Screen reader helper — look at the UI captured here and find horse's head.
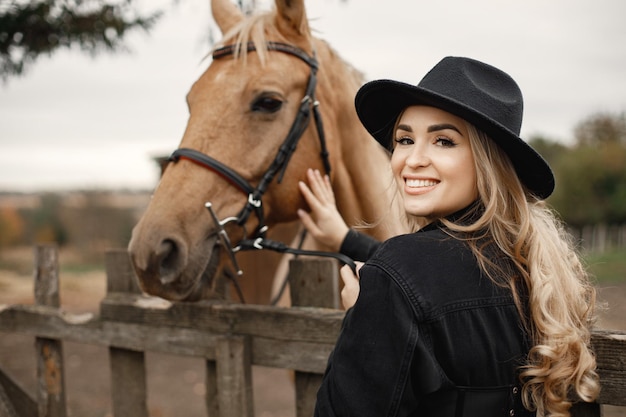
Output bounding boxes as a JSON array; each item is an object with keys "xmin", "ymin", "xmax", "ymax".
[{"xmin": 128, "ymin": 0, "xmax": 340, "ymax": 301}]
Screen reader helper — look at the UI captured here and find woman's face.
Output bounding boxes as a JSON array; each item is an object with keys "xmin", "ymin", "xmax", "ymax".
[{"xmin": 391, "ymin": 105, "xmax": 478, "ymax": 221}]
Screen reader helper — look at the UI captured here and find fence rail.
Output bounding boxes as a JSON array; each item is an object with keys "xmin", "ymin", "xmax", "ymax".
[{"xmin": 0, "ymin": 245, "xmax": 624, "ymax": 416}]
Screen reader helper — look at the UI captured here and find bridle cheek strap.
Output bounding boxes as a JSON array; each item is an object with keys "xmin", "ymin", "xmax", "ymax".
[{"xmin": 168, "ymin": 148, "xmax": 266, "ymax": 236}]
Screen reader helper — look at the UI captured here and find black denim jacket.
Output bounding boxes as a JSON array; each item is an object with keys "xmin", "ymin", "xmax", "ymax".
[{"xmin": 315, "ymin": 221, "xmax": 535, "ymax": 417}]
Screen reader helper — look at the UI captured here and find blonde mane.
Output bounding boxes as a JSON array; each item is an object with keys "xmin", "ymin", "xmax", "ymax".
[
  {"xmin": 212, "ymin": 7, "xmax": 366, "ymax": 87},
  {"xmin": 216, "ymin": 11, "xmax": 273, "ymax": 65}
]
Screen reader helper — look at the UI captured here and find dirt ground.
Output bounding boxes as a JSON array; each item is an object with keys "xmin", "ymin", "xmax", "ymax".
[{"xmin": 0, "ymin": 249, "xmax": 624, "ymax": 416}]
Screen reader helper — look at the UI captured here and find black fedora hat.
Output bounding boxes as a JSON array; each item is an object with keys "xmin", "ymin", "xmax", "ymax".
[{"xmin": 355, "ymin": 56, "xmax": 555, "ymax": 200}]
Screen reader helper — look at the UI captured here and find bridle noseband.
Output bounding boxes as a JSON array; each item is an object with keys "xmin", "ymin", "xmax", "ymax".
[{"xmin": 168, "ymin": 41, "xmax": 354, "ymax": 281}]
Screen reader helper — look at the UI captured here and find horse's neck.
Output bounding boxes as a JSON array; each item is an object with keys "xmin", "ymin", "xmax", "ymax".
[
  {"xmin": 333, "ymin": 135, "xmax": 405, "ymax": 241},
  {"xmin": 313, "ymin": 40, "xmax": 405, "ymax": 241}
]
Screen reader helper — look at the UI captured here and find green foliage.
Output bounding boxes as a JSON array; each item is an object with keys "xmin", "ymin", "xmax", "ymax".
[
  {"xmin": 0, "ymin": 206, "xmax": 24, "ymax": 247},
  {"xmin": 0, "ymin": 0, "xmax": 162, "ymax": 81},
  {"xmin": 584, "ymin": 248, "xmax": 626, "ymax": 284},
  {"xmin": 26, "ymin": 193, "xmax": 68, "ymax": 244},
  {"xmin": 545, "ymin": 112, "xmax": 626, "ymax": 227},
  {"xmin": 528, "ymin": 134, "xmax": 568, "ymax": 169},
  {"xmin": 574, "ymin": 112, "xmax": 626, "ymax": 147},
  {"xmin": 3, "ymin": 190, "xmax": 143, "ymax": 260}
]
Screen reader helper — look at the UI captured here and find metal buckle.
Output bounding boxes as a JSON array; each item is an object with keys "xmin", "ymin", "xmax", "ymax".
[{"xmin": 247, "ymin": 193, "xmax": 262, "ymax": 208}]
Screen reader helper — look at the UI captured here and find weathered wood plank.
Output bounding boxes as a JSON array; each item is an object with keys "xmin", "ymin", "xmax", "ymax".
[
  {"xmin": 34, "ymin": 245, "xmax": 67, "ymax": 417},
  {"xmin": 251, "ymin": 337, "xmax": 334, "ymax": 374},
  {"xmin": 0, "ymin": 367, "xmax": 36, "ymax": 417},
  {"xmin": 0, "ymin": 381, "xmax": 19, "ymax": 417},
  {"xmin": 1, "ymin": 303, "xmax": 624, "ymax": 405},
  {"xmin": 293, "ymin": 372, "xmax": 323, "ymax": 417},
  {"xmin": 1, "ymin": 305, "xmax": 624, "ymax": 406},
  {"xmin": 205, "ymin": 361, "xmax": 219, "ymax": 417},
  {"xmin": 99, "ymin": 293, "xmax": 343, "ymax": 345},
  {"xmin": 110, "ymin": 347, "xmax": 148, "ymax": 417},
  {"xmin": 289, "ymin": 258, "xmax": 339, "ymax": 417},
  {"xmin": 34, "ymin": 245, "xmax": 60, "ymax": 308},
  {"xmin": 105, "ymin": 249, "xmax": 142, "ymax": 294},
  {"xmin": 592, "ymin": 330, "xmax": 626, "ymax": 406},
  {"xmin": 216, "ymin": 336, "xmax": 253, "ymax": 417},
  {"xmin": 288, "ymin": 258, "xmax": 339, "ymax": 309},
  {"xmin": 0, "ymin": 304, "xmax": 338, "ymax": 373}
]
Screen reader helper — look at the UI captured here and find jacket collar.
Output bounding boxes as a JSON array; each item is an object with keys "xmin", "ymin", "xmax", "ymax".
[{"xmin": 420, "ymin": 201, "xmax": 482, "ymax": 232}]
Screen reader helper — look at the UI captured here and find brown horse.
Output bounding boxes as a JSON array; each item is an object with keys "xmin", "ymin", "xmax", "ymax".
[{"xmin": 128, "ymin": 0, "xmax": 405, "ymax": 303}]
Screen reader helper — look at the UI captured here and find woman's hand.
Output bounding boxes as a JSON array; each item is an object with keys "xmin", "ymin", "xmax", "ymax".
[
  {"xmin": 340, "ymin": 262, "xmax": 363, "ymax": 309},
  {"xmin": 298, "ymin": 169, "xmax": 349, "ymax": 251}
]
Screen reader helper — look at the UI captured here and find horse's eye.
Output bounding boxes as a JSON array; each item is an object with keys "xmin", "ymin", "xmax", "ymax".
[{"xmin": 251, "ymin": 96, "xmax": 283, "ymax": 113}]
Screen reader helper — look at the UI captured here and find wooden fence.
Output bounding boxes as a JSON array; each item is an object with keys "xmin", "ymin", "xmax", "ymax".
[
  {"xmin": 572, "ymin": 224, "xmax": 626, "ymax": 253},
  {"xmin": 0, "ymin": 245, "xmax": 625, "ymax": 417}
]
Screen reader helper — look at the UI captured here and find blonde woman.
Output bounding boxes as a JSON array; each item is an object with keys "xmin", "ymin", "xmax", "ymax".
[{"xmin": 298, "ymin": 57, "xmax": 599, "ymax": 416}]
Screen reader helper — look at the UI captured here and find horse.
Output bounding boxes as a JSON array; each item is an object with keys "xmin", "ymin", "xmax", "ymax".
[{"xmin": 127, "ymin": 0, "xmax": 405, "ymax": 304}]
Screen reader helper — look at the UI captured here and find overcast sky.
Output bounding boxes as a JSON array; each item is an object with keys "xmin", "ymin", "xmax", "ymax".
[{"xmin": 1, "ymin": 0, "xmax": 625, "ymax": 192}]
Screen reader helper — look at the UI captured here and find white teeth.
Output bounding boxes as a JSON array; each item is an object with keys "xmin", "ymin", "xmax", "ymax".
[{"xmin": 406, "ymin": 179, "xmax": 438, "ymax": 187}]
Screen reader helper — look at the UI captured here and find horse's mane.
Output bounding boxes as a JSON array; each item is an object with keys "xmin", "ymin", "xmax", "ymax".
[{"xmin": 210, "ymin": 8, "xmax": 365, "ymax": 85}]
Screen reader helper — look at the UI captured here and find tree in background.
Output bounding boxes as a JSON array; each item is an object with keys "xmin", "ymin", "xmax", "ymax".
[
  {"xmin": 528, "ymin": 135, "xmax": 569, "ymax": 168},
  {"xmin": 58, "ymin": 191, "xmax": 137, "ymax": 259},
  {"xmin": 549, "ymin": 112, "xmax": 626, "ymax": 227},
  {"xmin": 0, "ymin": 0, "xmax": 283, "ymax": 82},
  {"xmin": 0, "ymin": 206, "xmax": 24, "ymax": 248},
  {"xmin": 26, "ymin": 193, "xmax": 68, "ymax": 245},
  {"xmin": 0, "ymin": 0, "xmax": 162, "ymax": 81}
]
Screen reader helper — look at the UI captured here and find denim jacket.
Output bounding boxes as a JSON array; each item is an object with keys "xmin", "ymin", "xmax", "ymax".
[{"xmin": 315, "ymin": 221, "xmax": 535, "ymax": 417}]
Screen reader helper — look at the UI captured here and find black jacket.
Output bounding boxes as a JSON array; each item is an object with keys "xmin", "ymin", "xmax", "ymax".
[{"xmin": 315, "ymin": 221, "xmax": 534, "ymax": 417}]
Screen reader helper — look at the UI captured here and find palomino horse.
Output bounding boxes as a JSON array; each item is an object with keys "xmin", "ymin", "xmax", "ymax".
[{"xmin": 128, "ymin": 0, "xmax": 405, "ymax": 303}]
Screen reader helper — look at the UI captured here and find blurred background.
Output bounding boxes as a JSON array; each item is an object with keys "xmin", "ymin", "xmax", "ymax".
[{"xmin": 0, "ymin": 1, "xmax": 625, "ymax": 415}]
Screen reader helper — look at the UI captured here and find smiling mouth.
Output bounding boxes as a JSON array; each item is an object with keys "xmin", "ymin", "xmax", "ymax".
[{"xmin": 406, "ymin": 178, "xmax": 439, "ymax": 188}]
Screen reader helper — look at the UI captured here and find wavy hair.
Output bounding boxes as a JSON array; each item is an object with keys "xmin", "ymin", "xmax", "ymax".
[{"xmin": 440, "ymin": 124, "xmax": 600, "ymax": 416}]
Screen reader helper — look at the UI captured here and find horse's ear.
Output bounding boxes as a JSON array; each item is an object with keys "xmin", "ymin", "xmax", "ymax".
[
  {"xmin": 274, "ymin": 0, "xmax": 310, "ymax": 37},
  {"xmin": 212, "ymin": 0, "xmax": 244, "ymax": 35}
]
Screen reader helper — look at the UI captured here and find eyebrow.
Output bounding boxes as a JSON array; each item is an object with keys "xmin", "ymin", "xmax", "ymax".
[
  {"xmin": 396, "ymin": 123, "xmax": 463, "ymax": 136},
  {"xmin": 428, "ymin": 123, "xmax": 463, "ymax": 135}
]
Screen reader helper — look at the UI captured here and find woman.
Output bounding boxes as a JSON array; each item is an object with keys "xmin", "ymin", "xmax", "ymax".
[{"xmin": 299, "ymin": 57, "xmax": 599, "ymax": 416}]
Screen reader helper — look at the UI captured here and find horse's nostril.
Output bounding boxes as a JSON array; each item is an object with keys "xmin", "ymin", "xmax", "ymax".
[{"xmin": 157, "ymin": 239, "xmax": 181, "ymax": 284}]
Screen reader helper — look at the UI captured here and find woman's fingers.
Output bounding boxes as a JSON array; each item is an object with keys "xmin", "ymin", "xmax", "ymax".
[{"xmin": 340, "ymin": 262, "xmax": 363, "ymax": 309}]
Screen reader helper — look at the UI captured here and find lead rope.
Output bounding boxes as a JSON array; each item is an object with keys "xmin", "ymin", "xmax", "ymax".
[
  {"xmin": 236, "ymin": 234, "xmax": 357, "ymax": 305},
  {"xmin": 235, "ymin": 237, "xmax": 356, "ymax": 273},
  {"xmin": 268, "ymin": 228, "xmax": 308, "ymax": 306}
]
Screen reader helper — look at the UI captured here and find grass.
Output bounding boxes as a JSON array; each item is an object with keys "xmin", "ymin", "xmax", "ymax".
[
  {"xmin": 584, "ymin": 248, "xmax": 626, "ymax": 284},
  {"xmin": 0, "ymin": 246, "xmax": 105, "ymax": 278},
  {"xmin": 60, "ymin": 262, "xmax": 105, "ymax": 274}
]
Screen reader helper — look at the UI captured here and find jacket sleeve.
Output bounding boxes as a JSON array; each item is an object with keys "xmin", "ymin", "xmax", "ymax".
[
  {"xmin": 314, "ymin": 263, "xmax": 420, "ymax": 417},
  {"xmin": 339, "ymin": 229, "xmax": 382, "ymax": 262}
]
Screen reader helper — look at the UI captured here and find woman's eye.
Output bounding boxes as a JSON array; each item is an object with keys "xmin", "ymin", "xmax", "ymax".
[
  {"xmin": 394, "ymin": 136, "xmax": 413, "ymax": 145},
  {"xmin": 435, "ymin": 137, "xmax": 456, "ymax": 147},
  {"xmin": 251, "ymin": 96, "xmax": 283, "ymax": 113}
]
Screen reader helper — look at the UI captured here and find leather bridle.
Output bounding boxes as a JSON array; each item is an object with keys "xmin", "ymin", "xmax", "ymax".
[{"xmin": 168, "ymin": 41, "xmax": 355, "ymax": 280}]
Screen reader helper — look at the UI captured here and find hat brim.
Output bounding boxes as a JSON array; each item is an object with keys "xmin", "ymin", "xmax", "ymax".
[{"xmin": 355, "ymin": 79, "xmax": 555, "ymax": 199}]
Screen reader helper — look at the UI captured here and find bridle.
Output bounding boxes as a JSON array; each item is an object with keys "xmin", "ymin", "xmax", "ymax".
[{"xmin": 168, "ymin": 41, "xmax": 355, "ymax": 283}]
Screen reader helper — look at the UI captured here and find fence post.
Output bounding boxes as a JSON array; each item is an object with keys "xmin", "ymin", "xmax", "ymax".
[
  {"xmin": 205, "ymin": 361, "xmax": 219, "ymax": 417},
  {"xmin": 215, "ymin": 335, "xmax": 253, "ymax": 417},
  {"xmin": 288, "ymin": 258, "xmax": 339, "ymax": 417},
  {"xmin": 105, "ymin": 249, "xmax": 149, "ymax": 417},
  {"xmin": 34, "ymin": 244, "xmax": 67, "ymax": 417}
]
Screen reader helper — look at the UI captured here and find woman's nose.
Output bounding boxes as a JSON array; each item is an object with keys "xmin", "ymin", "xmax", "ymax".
[{"xmin": 406, "ymin": 143, "xmax": 431, "ymax": 167}]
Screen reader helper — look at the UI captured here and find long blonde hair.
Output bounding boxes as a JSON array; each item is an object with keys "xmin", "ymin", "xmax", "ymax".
[{"xmin": 442, "ymin": 124, "xmax": 600, "ymax": 416}]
